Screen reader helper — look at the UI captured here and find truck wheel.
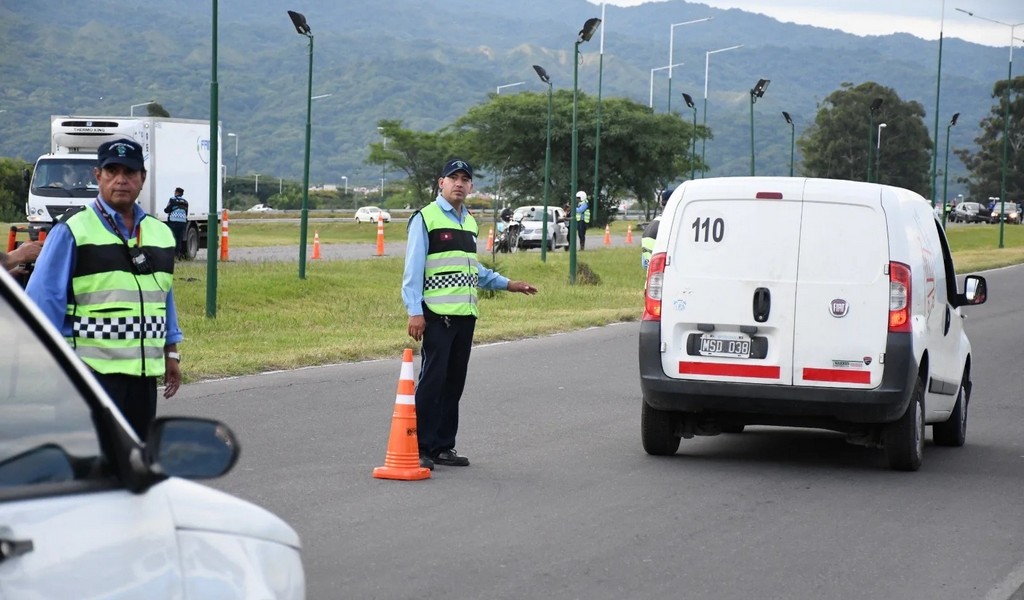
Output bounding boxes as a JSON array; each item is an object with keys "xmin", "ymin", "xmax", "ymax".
[
  {"xmin": 884, "ymin": 378, "xmax": 925, "ymax": 471},
  {"xmin": 932, "ymin": 372, "xmax": 968, "ymax": 447},
  {"xmin": 641, "ymin": 398, "xmax": 680, "ymax": 456},
  {"xmin": 184, "ymin": 225, "xmax": 200, "ymax": 260}
]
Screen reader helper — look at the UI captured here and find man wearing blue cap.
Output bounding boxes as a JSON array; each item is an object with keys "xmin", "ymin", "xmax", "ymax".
[
  {"xmin": 27, "ymin": 138, "xmax": 183, "ymax": 440},
  {"xmin": 402, "ymin": 158, "xmax": 538, "ymax": 470}
]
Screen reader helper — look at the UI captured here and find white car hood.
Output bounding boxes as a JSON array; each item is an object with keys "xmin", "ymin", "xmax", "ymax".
[{"xmin": 158, "ymin": 478, "xmax": 301, "ymax": 549}]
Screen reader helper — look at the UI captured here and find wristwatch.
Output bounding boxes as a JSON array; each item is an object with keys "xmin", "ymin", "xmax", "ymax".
[{"xmin": 166, "ymin": 351, "xmax": 181, "ymax": 363}]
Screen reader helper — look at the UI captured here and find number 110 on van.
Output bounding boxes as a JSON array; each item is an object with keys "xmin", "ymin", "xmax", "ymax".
[{"xmin": 692, "ymin": 217, "xmax": 724, "ymax": 243}]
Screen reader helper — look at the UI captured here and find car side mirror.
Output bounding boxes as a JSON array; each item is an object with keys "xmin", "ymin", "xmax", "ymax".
[
  {"xmin": 960, "ymin": 275, "xmax": 987, "ymax": 306},
  {"xmin": 146, "ymin": 417, "xmax": 240, "ymax": 479}
]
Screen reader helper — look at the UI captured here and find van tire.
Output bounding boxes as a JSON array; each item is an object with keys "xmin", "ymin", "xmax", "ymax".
[
  {"xmin": 884, "ymin": 378, "xmax": 925, "ymax": 471},
  {"xmin": 933, "ymin": 373, "xmax": 968, "ymax": 447},
  {"xmin": 641, "ymin": 399, "xmax": 680, "ymax": 456},
  {"xmin": 184, "ymin": 225, "xmax": 200, "ymax": 260}
]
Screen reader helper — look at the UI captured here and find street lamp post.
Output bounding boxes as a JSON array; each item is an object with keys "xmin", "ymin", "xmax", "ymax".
[
  {"xmin": 930, "ymin": 1, "xmax": 948, "ymax": 207},
  {"xmin": 667, "ymin": 17, "xmax": 712, "ymax": 114},
  {"xmin": 867, "ymin": 98, "xmax": 883, "ymax": 183},
  {"xmin": 496, "ymin": 81, "xmax": 526, "ymax": 94},
  {"xmin": 954, "ymin": 8, "xmax": 1023, "ymax": 249},
  {"xmin": 570, "ymin": 17, "xmax": 602, "ymax": 284},
  {"xmin": 701, "ymin": 44, "xmax": 743, "ymax": 176},
  {"xmin": 942, "ymin": 112, "xmax": 960, "ymax": 227},
  {"xmin": 649, "ymin": 62, "xmax": 686, "ymax": 108},
  {"xmin": 341, "ymin": 175, "xmax": 348, "ymax": 195},
  {"xmin": 378, "ymin": 126, "xmax": 387, "ymax": 202},
  {"xmin": 205, "ymin": 0, "xmax": 220, "ymax": 318},
  {"xmin": 533, "ymin": 64, "xmax": 554, "ymax": 263},
  {"xmin": 876, "ymin": 123, "xmax": 887, "ymax": 183},
  {"xmin": 782, "ymin": 111, "xmax": 795, "ymax": 177},
  {"xmin": 226, "ymin": 132, "xmax": 239, "ymax": 177},
  {"xmin": 592, "ymin": 2, "xmax": 607, "ymax": 227},
  {"xmin": 749, "ymin": 78, "xmax": 770, "ymax": 176},
  {"xmin": 287, "ymin": 9, "xmax": 314, "ymax": 279},
  {"xmin": 129, "ymin": 100, "xmax": 155, "ymax": 116},
  {"xmin": 682, "ymin": 93, "xmax": 698, "ymax": 180}
]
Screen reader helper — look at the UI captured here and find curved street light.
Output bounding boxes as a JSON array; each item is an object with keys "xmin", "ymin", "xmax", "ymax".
[
  {"xmin": 667, "ymin": 17, "xmax": 712, "ymax": 114},
  {"xmin": 682, "ymin": 93, "xmax": 698, "ymax": 180},
  {"xmin": 650, "ymin": 62, "xmax": 685, "ymax": 108},
  {"xmin": 129, "ymin": 100, "xmax": 155, "ymax": 117},
  {"xmin": 496, "ymin": 81, "xmax": 526, "ymax": 94},
  {"xmin": 570, "ymin": 16, "xmax": 601, "ymax": 284},
  {"xmin": 782, "ymin": 111, "xmax": 795, "ymax": 177},
  {"xmin": 867, "ymin": 97, "xmax": 883, "ymax": 183},
  {"xmin": 942, "ymin": 112, "xmax": 960, "ymax": 227},
  {"xmin": 533, "ymin": 64, "xmax": 554, "ymax": 263},
  {"xmin": 701, "ymin": 44, "xmax": 743, "ymax": 176},
  {"xmin": 226, "ymin": 132, "xmax": 239, "ymax": 177},
  {"xmin": 876, "ymin": 123, "xmax": 887, "ymax": 183},
  {"xmin": 287, "ymin": 9, "xmax": 314, "ymax": 279}
]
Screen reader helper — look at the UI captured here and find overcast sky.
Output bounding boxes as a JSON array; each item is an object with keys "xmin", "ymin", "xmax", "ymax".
[{"xmin": 595, "ymin": 1, "xmax": 1022, "ymax": 48}]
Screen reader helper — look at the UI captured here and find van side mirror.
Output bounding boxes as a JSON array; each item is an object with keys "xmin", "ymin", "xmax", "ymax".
[{"xmin": 960, "ymin": 275, "xmax": 987, "ymax": 306}]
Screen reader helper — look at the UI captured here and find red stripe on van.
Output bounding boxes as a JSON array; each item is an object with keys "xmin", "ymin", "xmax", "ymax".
[
  {"xmin": 679, "ymin": 362, "xmax": 781, "ymax": 379},
  {"xmin": 802, "ymin": 368, "xmax": 871, "ymax": 384}
]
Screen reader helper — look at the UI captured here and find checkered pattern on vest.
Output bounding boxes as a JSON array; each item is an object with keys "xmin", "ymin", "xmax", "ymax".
[
  {"xmin": 72, "ymin": 315, "xmax": 167, "ymax": 340},
  {"xmin": 425, "ymin": 272, "xmax": 479, "ymax": 291}
]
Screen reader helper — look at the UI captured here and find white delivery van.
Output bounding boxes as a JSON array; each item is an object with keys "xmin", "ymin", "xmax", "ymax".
[{"xmin": 639, "ymin": 177, "xmax": 987, "ymax": 471}]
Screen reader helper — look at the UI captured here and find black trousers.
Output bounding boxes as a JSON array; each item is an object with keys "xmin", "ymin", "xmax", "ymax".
[
  {"xmin": 168, "ymin": 222, "xmax": 187, "ymax": 258},
  {"xmin": 577, "ymin": 222, "xmax": 587, "ymax": 249},
  {"xmin": 92, "ymin": 372, "xmax": 158, "ymax": 441},
  {"xmin": 415, "ymin": 314, "xmax": 476, "ymax": 455}
]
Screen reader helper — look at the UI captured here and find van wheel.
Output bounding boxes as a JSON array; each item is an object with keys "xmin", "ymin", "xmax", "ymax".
[
  {"xmin": 641, "ymin": 399, "xmax": 680, "ymax": 456},
  {"xmin": 184, "ymin": 225, "xmax": 200, "ymax": 260},
  {"xmin": 884, "ymin": 378, "xmax": 925, "ymax": 471},
  {"xmin": 933, "ymin": 373, "xmax": 968, "ymax": 447}
]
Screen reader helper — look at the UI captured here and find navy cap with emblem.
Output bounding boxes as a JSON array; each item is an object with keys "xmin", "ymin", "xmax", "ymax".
[
  {"xmin": 97, "ymin": 138, "xmax": 145, "ymax": 172},
  {"xmin": 441, "ymin": 158, "xmax": 473, "ymax": 179}
]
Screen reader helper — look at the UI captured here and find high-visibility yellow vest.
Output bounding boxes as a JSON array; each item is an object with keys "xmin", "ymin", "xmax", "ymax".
[
  {"xmin": 576, "ymin": 206, "xmax": 591, "ymax": 224},
  {"xmin": 420, "ymin": 202, "xmax": 480, "ymax": 317},
  {"xmin": 641, "ymin": 216, "xmax": 661, "ymax": 270},
  {"xmin": 65, "ymin": 207, "xmax": 176, "ymax": 376}
]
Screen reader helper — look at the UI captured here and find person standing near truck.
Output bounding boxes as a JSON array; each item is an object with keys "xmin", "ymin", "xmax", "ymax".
[
  {"xmin": 164, "ymin": 187, "xmax": 189, "ymax": 259},
  {"xmin": 574, "ymin": 191, "xmax": 590, "ymax": 250},
  {"xmin": 26, "ymin": 139, "xmax": 183, "ymax": 441}
]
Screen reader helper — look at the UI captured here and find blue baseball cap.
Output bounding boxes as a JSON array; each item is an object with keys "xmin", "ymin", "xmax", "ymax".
[
  {"xmin": 441, "ymin": 158, "xmax": 473, "ymax": 179},
  {"xmin": 97, "ymin": 139, "xmax": 145, "ymax": 172}
]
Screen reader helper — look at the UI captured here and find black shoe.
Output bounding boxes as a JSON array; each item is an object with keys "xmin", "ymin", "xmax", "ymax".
[
  {"xmin": 433, "ymin": 449, "xmax": 470, "ymax": 467},
  {"xmin": 419, "ymin": 452, "xmax": 434, "ymax": 471}
]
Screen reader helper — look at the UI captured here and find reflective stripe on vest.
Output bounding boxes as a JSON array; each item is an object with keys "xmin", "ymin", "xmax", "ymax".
[
  {"xmin": 66, "ymin": 207, "xmax": 176, "ymax": 376},
  {"xmin": 576, "ymin": 208, "xmax": 591, "ymax": 223},
  {"xmin": 420, "ymin": 202, "xmax": 479, "ymax": 317}
]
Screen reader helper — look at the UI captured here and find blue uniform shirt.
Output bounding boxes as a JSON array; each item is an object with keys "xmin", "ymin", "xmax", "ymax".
[
  {"xmin": 25, "ymin": 197, "xmax": 183, "ymax": 346},
  {"xmin": 402, "ymin": 195, "xmax": 509, "ymax": 317}
]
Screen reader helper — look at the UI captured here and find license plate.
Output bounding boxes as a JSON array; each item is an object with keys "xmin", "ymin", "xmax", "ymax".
[{"xmin": 698, "ymin": 333, "xmax": 751, "ymax": 359}]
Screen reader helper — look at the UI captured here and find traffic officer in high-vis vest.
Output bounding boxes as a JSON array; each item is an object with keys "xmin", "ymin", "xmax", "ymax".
[
  {"xmin": 27, "ymin": 138, "xmax": 183, "ymax": 440},
  {"xmin": 642, "ymin": 188, "xmax": 673, "ymax": 270},
  {"xmin": 574, "ymin": 190, "xmax": 591, "ymax": 250},
  {"xmin": 402, "ymin": 158, "xmax": 538, "ymax": 470}
]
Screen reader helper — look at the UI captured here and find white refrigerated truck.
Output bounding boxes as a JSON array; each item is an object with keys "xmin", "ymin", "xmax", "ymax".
[{"xmin": 26, "ymin": 116, "xmax": 222, "ymax": 259}]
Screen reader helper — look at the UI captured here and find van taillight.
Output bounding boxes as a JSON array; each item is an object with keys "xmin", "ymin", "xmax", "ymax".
[
  {"xmin": 643, "ymin": 253, "xmax": 667, "ymax": 321},
  {"xmin": 889, "ymin": 261, "xmax": 912, "ymax": 332}
]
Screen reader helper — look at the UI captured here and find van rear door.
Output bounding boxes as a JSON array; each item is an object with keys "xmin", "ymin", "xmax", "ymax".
[
  {"xmin": 792, "ymin": 180, "xmax": 889, "ymax": 387},
  {"xmin": 659, "ymin": 179, "xmax": 805, "ymax": 386}
]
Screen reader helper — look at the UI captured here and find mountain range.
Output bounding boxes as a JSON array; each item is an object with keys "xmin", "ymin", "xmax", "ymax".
[{"xmin": 0, "ymin": 0, "xmax": 1012, "ymax": 199}]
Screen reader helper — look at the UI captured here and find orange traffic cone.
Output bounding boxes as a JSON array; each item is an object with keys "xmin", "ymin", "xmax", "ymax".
[
  {"xmin": 603, "ymin": 223, "xmax": 611, "ymax": 246},
  {"xmin": 312, "ymin": 230, "xmax": 321, "ymax": 259},
  {"xmin": 486, "ymin": 227, "xmax": 494, "ymax": 252},
  {"xmin": 625, "ymin": 224, "xmax": 634, "ymax": 245},
  {"xmin": 373, "ymin": 349, "xmax": 431, "ymax": 481},
  {"xmin": 220, "ymin": 209, "xmax": 229, "ymax": 261},
  {"xmin": 376, "ymin": 212, "xmax": 385, "ymax": 257}
]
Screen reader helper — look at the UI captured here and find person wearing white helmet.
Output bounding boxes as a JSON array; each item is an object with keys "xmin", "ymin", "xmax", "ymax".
[{"xmin": 574, "ymin": 190, "xmax": 591, "ymax": 250}]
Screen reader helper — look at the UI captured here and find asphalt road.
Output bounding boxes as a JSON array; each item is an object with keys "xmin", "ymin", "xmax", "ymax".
[{"xmin": 164, "ymin": 264, "xmax": 1024, "ymax": 600}]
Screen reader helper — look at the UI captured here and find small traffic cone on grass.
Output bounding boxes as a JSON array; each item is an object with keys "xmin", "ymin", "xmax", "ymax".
[
  {"xmin": 376, "ymin": 212, "xmax": 385, "ymax": 257},
  {"xmin": 603, "ymin": 223, "xmax": 611, "ymax": 246},
  {"xmin": 625, "ymin": 224, "xmax": 634, "ymax": 245},
  {"xmin": 372, "ymin": 349, "xmax": 431, "ymax": 481},
  {"xmin": 220, "ymin": 209, "xmax": 230, "ymax": 261},
  {"xmin": 312, "ymin": 230, "xmax": 321, "ymax": 259}
]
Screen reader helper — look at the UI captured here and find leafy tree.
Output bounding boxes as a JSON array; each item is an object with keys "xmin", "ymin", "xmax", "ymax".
[
  {"xmin": 954, "ymin": 76, "xmax": 1024, "ymax": 204},
  {"xmin": 0, "ymin": 158, "xmax": 32, "ymax": 222},
  {"xmin": 798, "ymin": 82, "xmax": 932, "ymax": 195},
  {"xmin": 365, "ymin": 120, "xmax": 464, "ymax": 209}
]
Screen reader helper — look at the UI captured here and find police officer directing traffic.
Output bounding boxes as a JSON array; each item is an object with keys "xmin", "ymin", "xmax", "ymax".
[
  {"xmin": 402, "ymin": 158, "xmax": 537, "ymax": 470},
  {"xmin": 27, "ymin": 138, "xmax": 183, "ymax": 440}
]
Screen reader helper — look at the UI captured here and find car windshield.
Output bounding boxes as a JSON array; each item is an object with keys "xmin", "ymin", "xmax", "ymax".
[{"xmin": 0, "ymin": 282, "xmax": 104, "ymax": 489}]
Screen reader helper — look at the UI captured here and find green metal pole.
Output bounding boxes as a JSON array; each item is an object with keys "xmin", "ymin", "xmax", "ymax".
[
  {"xmin": 569, "ymin": 39, "xmax": 580, "ymax": 284},
  {"xmin": 867, "ymin": 113, "xmax": 874, "ymax": 183},
  {"xmin": 690, "ymin": 106, "xmax": 697, "ymax": 180},
  {"xmin": 592, "ymin": 50, "xmax": 604, "ymax": 227},
  {"xmin": 789, "ymin": 122, "xmax": 795, "ymax": 177},
  {"xmin": 749, "ymin": 91, "xmax": 755, "ymax": 176},
  {"xmin": 298, "ymin": 34, "xmax": 313, "ymax": 278},
  {"xmin": 541, "ymin": 83, "xmax": 552, "ymax": 263},
  {"xmin": 700, "ymin": 96, "xmax": 708, "ymax": 177},
  {"xmin": 205, "ymin": 0, "xmax": 219, "ymax": 318},
  {"xmin": 930, "ymin": 27, "xmax": 944, "ymax": 207},
  {"xmin": 942, "ymin": 119, "xmax": 953, "ymax": 228},
  {"xmin": 999, "ymin": 51, "xmax": 1012, "ymax": 249}
]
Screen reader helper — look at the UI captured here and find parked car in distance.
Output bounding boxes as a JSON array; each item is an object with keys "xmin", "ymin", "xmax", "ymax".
[
  {"xmin": 354, "ymin": 206, "xmax": 391, "ymax": 223},
  {"xmin": 950, "ymin": 201, "xmax": 985, "ymax": 223},
  {"xmin": 247, "ymin": 203, "xmax": 276, "ymax": 212},
  {"xmin": 0, "ymin": 270, "xmax": 306, "ymax": 598},
  {"xmin": 988, "ymin": 201, "xmax": 1022, "ymax": 225},
  {"xmin": 512, "ymin": 205, "xmax": 570, "ymax": 250}
]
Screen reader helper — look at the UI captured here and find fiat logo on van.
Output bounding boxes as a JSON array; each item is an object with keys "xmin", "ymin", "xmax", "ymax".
[{"xmin": 829, "ymin": 299, "xmax": 849, "ymax": 318}]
